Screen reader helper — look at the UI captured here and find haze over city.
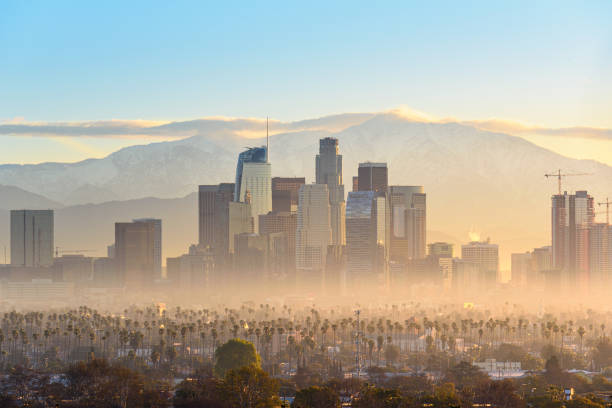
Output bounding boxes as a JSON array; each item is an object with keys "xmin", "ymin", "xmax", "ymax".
[{"xmin": 1, "ymin": 2, "xmax": 612, "ymax": 407}]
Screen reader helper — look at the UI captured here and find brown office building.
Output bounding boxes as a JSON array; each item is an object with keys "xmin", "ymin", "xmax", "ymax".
[
  {"xmin": 259, "ymin": 211, "xmax": 297, "ymax": 256},
  {"xmin": 272, "ymin": 177, "xmax": 305, "ymax": 212},
  {"xmin": 115, "ymin": 221, "xmax": 156, "ymax": 289},
  {"xmin": 357, "ymin": 162, "xmax": 388, "ymax": 194},
  {"xmin": 199, "ymin": 183, "xmax": 234, "ymax": 247}
]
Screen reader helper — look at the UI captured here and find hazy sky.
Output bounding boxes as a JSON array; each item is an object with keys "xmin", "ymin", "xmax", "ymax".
[{"xmin": 1, "ymin": 1, "xmax": 611, "ymax": 163}]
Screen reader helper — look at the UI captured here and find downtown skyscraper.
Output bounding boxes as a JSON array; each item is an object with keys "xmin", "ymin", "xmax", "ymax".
[
  {"xmin": 316, "ymin": 137, "xmax": 345, "ymax": 245},
  {"xmin": 461, "ymin": 240, "xmax": 500, "ymax": 287},
  {"xmin": 357, "ymin": 162, "xmax": 388, "ymax": 195},
  {"xmin": 234, "ymin": 146, "xmax": 271, "ymax": 233},
  {"xmin": 296, "ymin": 184, "xmax": 331, "ymax": 289},
  {"xmin": 551, "ymin": 190, "xmax": 594, "ymax": 288},
  {"xmin": 115, "ymin": 220, "xmax": 156, "ymax": 289},
  {"xmin": 133, "ymin": 218, "xmax": 162, "ymax": 279},
  {"xmin": 345, "ymin": 191, "xmax": 389, "ymax": 291},
  {"xmin": 10, "ymin": 210, "xmax": 54, "ymax": 267},
  {"xmin": 389, "ymin": 186, "xmax": 427, "ymax": 261}
]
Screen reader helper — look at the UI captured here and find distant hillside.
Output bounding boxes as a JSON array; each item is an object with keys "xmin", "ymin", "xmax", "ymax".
[{"xmin": 0, "ymin": 184, "xmax": 63, "ymax": 210}]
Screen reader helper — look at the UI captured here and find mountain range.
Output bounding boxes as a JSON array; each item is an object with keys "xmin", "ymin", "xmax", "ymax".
[{"xmin": 1, "ymin": 112, "xmax": 612, "ymax": 268}]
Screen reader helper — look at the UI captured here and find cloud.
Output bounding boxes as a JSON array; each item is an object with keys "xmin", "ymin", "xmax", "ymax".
[
  {"xmin": 0, "ymin": 113, "xmax": 375, "ymax": 140},
  {"xmin": 1, "ymin": 116, "xmax": 26, "ymax": 124},
  {"xmin": 461, "ymin": 119, "xmax": 612, "ymax": 141},
  {"xmin": 1, "ymin": 110, "xmax": 611, "ymax": 142}
]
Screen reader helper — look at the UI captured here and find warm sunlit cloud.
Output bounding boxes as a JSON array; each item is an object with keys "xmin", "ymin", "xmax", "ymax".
[{"xmin": 462, "ymin": 119, "xmax": 612, "ymax": 141}]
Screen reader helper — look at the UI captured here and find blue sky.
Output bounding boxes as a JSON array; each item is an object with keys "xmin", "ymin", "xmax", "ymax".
[{"xmin": 1, "ymin": 1, "xmax": 611, "ymax": 163}]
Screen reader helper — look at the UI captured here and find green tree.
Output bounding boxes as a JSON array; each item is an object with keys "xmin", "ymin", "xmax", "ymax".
[
  {"xmin": 566, "ymin": 395, "xmax": 607, "ymax": 408},
  {"xmin": 222, "ymin": 365, "xmax": 280, "ymax": 408},
  {"xmin": 474, "ymin": 379, "xmax": 523, "ymax": 408},
  {"xmin": 384, "ymin": 345, "xmax": 400, "ymax": 365},
  {"xmin": 61, "ymin": 358, "xmax": 170, "ymax": 407},
  {"xmin": 292, "ymin": 386, "xmax": 340, "ymax": 408},
  {"xmin": 214, "ymin": 338, "xmax": 261, "ymax": 377},
  {"xmin": 174, "ymin": 376, "xmax": 226, "ymax": 408},
  {"xmin": 544, "ymin": 355, "xmax": 564, "ymax": 385},
  {"xmin": 444, "ymin": 361, "xmax": 488, "ymax": 388},
  {"xmin": 0, "ymin": 394, "xmax": 18, "ymax": 408},
  {"xmin": 420, "ymin": 383, "xmax": 462, "ymax": 408},
  {"xmin": 593, "ymin": 338, "xmax": 612, "ymax": 370},
  {"xmin": 352, "ymin": 386, "xmax": 408, "ymax": 408}
]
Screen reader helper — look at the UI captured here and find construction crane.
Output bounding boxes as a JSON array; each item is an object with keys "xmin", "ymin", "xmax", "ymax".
[
  {"xmin": 544, "ymin": 169, "xmax": 593, "ymax": 195},
  {"xmin": 55, "ymin": 247, "xmax": 95, "ymax": 257},
  {"xmin": 598, "ymin": 198, "xmax": 611, "ymax": 224}
]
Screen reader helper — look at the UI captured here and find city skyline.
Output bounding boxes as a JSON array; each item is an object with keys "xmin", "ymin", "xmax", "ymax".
[
  {"xmin": 2, "ymin": 124, "xmax": 612, "ymax": 273},
  {"xmin": 2, "ymin": 3, "xmax": 612, "ymax": 404}
]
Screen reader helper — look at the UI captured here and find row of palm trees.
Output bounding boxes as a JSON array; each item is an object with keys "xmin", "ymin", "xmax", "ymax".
[{"xmin": 0, "ymin": 303, "xmax": 610, "ymax": 372}]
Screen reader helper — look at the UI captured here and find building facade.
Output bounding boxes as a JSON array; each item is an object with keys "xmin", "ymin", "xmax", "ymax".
[
  {"xmin": 198, "ymin": 185, "xmax": 218, "ymax": 247},
  {"xmin": 272, "ymin": 177, "xmax": 305, "ymax": 213},
  {"xmin": 10, "ymin": 210, "xmax": 54, "ymax": 267},
  {"xmin": 461, "ymin": 240, "xmax": 499, "ymax": 286},
  {"xmin": 296, "ymin": 184, "xmax": 331, "ymax": 289},
  {"xmin": 133, "ymin": 218, "xmax": 162, "ymax": 279},
  {"xmin": 234, "ymin": 147, "xmax": 271, "ymax": 233},
  {"xmin": 389, "ymin": 186, "xmax": 426, "ymax": 261},
  {"xmin": 316, "ymin": 137, "xmax": 346, "ymax": 246},
  {"xmin": 357, "ymin": 162, "xmax": 388, "ymax": 195},
  {"xmin": 589, "ymin": 223, "xmax": 611, "ymax": 287},
  {"xmin": 114, "ymin": 221, "xmax": 156, "ymax": 289},
  {"xmin": 345, "ymin": 191, "xmax": 389, "ymax": 291},
  {"xmin": 551, "ymin": 191, "xmax": 594, "ymax": 288}
]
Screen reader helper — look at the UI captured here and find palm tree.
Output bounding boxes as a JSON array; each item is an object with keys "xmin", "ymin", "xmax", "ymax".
[
  {"xmin": 577, "ymin": 326, "xmax": 586, "ymax": 354},
  {"xmin": 376, "ymin": 335, "xmax": 384, "ymax": 366}
]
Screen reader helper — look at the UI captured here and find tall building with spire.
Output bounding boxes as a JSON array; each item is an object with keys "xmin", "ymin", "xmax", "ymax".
[
  {"xmin": 234, "ymin": 146, "xmax": 271, "ymax": 233},
  {"xmin": 316, "ymin": 137, "xmax": 345, "ymax": 245}
]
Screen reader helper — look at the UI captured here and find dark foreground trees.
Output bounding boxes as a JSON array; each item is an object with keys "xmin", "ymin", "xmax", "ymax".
[
  {"xmin": 61, "ymin": 358, "xmax": 170, "ymax": 407},
  {"xmin": 0, "ymin": 359, "xmax": 171, "ymax": 407},
  {"xmin": 292, "ymin": 386, "xmax": 340, "ymax": 408},
  {"xmin": 174, "ymin": 365, "xmax": 279, "ymax": 408}
]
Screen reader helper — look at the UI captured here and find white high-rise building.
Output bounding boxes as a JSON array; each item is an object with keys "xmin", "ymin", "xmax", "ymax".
[
  {"xmin": 461, "ymin": 240, "xmax": 499, "ymax": 285},
  {"xmin": 235, "ymin": 147, "xmax": 271, "ymax": 233},
  {"xmin": 133, "ymin": 218, "xmax": 162, "ymax": 279},
  {"xmin": 389, "ymin": 186, "xmax": 426, "ymax": 261},
  {"xmin": 296, "ymin": 184, "xmax": 331, "ymax": 280},
  {"xmin": 239, "ymin": 162, "xmax": 271, "ymax": 232},
  {"xmin": 10, "ymin": 210, "xmax": 54, "ymax": 267}
]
